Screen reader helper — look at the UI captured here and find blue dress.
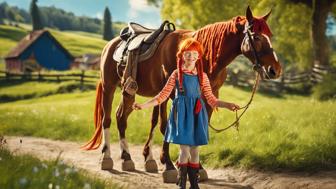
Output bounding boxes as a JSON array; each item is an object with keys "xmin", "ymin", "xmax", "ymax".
[{"xmin": 164, "ymin": 73, "xmax": 209, "ymax": 146}]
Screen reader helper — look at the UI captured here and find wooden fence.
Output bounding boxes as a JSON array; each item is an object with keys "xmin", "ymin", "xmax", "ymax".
[
  {"xmin": 0, "ymin": 70, "xmax": 100, "ymax": 85},
  {"xmin": 225, "ymin": 64, "xmax": 336, "ymax": 92},
  {"xmin": 1, "ymin": 64, "xmax": 335, "ymax": 93}
]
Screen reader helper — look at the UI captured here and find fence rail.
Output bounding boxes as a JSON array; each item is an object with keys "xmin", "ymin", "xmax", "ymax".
[
  {"xmin": 1, "ymin": 64, "xmax": 335, "ymax": 92},
  {"xmin": 0, "ymin": 70, "xmax": 100, "ymax": 84},
  {"xmin": 226, "ymin": 64, "xmax": 336, "ymax": 92}
]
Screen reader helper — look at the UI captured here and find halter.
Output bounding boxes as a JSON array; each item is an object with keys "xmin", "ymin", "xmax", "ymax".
[
  {"xmin": 209, "ymin": 21, "xmax": 272, "ymax": 133},
  {"xmin": 242, "ymin": 22, "xmax": 273, "ymax": 79}
]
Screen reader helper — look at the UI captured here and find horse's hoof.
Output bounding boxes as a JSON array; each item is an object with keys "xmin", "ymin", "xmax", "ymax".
[
  {"xmin": 101, "ymin": 157, "xmax": 113, "ymax": 170},
  {"xmin": 122, "ymin": 160, "xmax": 135, "ymax": 171},
  {"xmin": 199, "ymin": 168, "xmax": 208, "ymax": 182},
  {"xmin": 144, "ymin": 159, "xmax": 158, "ymax": 173},
  {"xmin": 162, "ymin": 169, "xmax": 177, "ymax": 183}
]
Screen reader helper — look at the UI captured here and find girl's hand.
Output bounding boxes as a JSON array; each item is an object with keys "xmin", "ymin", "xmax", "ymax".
[
  {"xmin": 132, "ymin": 103, "xmax": 143, "ymax": 110},
  {"xmin": 225, "ymin": 102, "xmax": 240, "ymax": 111}
]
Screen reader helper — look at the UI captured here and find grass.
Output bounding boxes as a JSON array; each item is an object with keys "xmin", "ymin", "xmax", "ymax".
[
  {"xmin": 0, "ymin": 146, "xmax": 120, "ymax": 189},
  {"xmin": 0, "ymin": 80, "xmax": 96, "ymax": 102},
  {"xmin": 0, "ymin": 81, "xmax": 335, "ymax": 171},
  {"xmin": 0, "ymin": 24, "xmax": 107, "ymax": 58}
]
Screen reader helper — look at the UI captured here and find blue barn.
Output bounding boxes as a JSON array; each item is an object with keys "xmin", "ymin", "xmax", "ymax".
[{"xmin": 4, "ymin": 29, "xmax": 73, "ymax": 73}]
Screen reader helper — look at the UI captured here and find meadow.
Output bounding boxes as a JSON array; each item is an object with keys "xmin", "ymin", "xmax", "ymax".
[
  {"xmin": 0, "ymin": 146, "xmax": 120, "ymax": 189},
  {"xmin": 0, "ymin": 24, "xmax": 107, "ymax": 58},
  {"xmin": 0, "ymin": 80, "xmax": 335, "ymax": 171}
]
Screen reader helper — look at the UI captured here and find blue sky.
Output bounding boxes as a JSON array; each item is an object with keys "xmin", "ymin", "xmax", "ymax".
[{"xmin": 1, "ymin": 0, "xmax": 162, "ymax": 28}]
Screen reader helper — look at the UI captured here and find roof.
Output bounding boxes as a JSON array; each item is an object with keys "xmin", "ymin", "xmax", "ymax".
[{"xmin": 5, "ymin": 29, "xmax": 73, "ymax": 60}]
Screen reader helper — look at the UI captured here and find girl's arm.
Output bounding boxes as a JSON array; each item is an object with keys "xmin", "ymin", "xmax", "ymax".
[
  {"xmin": 201, "ymin": 73, "xmax": 240, "ymax": 111},
  {"xmin": 133, "ymin": 70, "xmax": 177, "ymax": 110}
]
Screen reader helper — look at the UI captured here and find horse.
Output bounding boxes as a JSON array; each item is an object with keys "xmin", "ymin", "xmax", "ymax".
[{"xmin": 82, "ymin": 6, "xmax": 282, "ymax": 182}]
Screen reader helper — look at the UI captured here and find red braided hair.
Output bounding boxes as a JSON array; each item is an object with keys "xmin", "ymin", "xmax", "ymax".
[{"xmin": 176, "ymin": 38, "xmax": 204, "ymax": 91}]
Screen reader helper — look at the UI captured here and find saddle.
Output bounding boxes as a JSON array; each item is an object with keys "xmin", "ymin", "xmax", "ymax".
[{"xmin": 113, "ymin": 20, "xmax": 175, "ymax": 96}]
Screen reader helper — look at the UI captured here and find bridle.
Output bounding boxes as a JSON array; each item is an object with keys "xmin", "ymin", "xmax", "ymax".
[
  {"xmin": 208, "ymin": 22, "xmax": 274, "ymax": 133},
  {"xmin": 242, "ymin": 22, "xmax": 274, "ymax": 80}
]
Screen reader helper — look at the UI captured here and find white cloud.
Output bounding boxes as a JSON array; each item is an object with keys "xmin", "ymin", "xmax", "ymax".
[
  {"xmin": 128, "ymin": 0, "xmax": 159, "ymax": 19},
  {"xmin": 95, "ymin": 12, "xmax": 103, "ymax": 19}
]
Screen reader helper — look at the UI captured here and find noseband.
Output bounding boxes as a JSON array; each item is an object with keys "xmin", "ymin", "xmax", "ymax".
[{"xmin": 242, "ymin": 23, "xmax": 274, "ymax": 79}]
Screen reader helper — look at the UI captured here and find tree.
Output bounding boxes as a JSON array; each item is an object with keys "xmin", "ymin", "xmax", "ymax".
[
  {"xmin": 287, "ymin": 0, "xmax": 336, "ymax": 67},
  {"xmin": 30, "ymin": 0, "xmax": 43, "ymax": 30},
  {"xmin": 103, "ymin": 7, "xmax": 113, "ymax": 41},
  {"xmin": 160, "ymin": 0, "xmax": 336, "ymax": 69}
]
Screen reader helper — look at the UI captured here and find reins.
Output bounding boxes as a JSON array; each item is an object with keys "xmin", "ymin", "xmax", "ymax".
[
  {"xmin": 208, "ymin": 72, "xmax": 260, "ymax": 133},
  {"xmin": 208, "ymin": 22, "xmax": 265, "ymax": 133}
]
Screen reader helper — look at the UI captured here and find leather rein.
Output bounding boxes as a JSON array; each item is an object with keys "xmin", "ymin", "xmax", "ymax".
[{"xmin": 208, "ymin": 23, "xmax": 270, "ymax": 133}]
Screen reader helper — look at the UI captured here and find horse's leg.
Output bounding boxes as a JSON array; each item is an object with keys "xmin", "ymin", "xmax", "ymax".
[
  {"xmin": 101, "ymin": 81, "xmax": 117, "ymax": 170},
  {"xmin": 116, "ymin": 93, "xmax": 135, "ymax": 171},
  {"xmin": 158, "ymin": 101, "xmax": 178, "ymax": 183},
  {"xmin": 142, "ymin": 105, "xmax": 160, "ymax": 172}
]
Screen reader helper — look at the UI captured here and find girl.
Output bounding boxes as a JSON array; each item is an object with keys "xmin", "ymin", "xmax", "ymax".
[{"xmin": 133, "ymin": 38, "xmax": 240, "ymax": 189}]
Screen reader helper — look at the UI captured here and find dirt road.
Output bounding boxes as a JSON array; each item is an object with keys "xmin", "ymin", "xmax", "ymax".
[{"xmin": 4, "ymin": 136, "xmax": 336, "ymax": 189}]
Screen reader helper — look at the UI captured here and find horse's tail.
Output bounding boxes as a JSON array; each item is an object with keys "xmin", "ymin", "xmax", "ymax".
[{"xmin": 81, "ymin": 81, "xmax": 103, "ymax": 150}]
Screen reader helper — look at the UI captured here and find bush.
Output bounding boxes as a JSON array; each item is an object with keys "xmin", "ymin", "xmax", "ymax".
[{"xmin": 312, "ymin": 73, "xmax": 336, "ymax": 100}]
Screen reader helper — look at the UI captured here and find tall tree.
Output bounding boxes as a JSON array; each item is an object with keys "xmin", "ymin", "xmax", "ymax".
[
  {"xmin": 160, "ymin": 0, "xmax": 336, "ymax": 69},
  {"xmin": 103, "ymin": 7, "xmax": 113, "ymax": 41},
  {"xmin": 288, "ymin": 0, "xmax": 336, "ymax": 67},
  {"xmin": 30, "ymin": 0, "xmax": 43, "ymax": 30}
]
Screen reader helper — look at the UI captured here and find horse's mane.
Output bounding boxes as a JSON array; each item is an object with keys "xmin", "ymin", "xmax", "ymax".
[{"xmin": 194, "ymin": 16, "xmax": 271, "ymax": 73}]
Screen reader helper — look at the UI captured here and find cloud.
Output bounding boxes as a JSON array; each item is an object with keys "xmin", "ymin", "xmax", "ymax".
[
  {"xmin": 128, "ymin": 0, "xmax": 159, "ymax": 19},
  {"xmin": 95, "ymin": 12, "xmax": 103, "ymax": 19}
]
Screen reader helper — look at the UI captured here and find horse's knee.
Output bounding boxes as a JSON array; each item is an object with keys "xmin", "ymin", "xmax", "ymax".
[{"xmin": 103, "ymin": 117, "xmax": 111, "ymax": 129}]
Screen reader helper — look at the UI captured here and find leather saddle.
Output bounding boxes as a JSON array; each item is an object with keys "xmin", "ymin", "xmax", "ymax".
[{"xmin": 113, "ymin": 20, "xmax": 175, "ymax": 63}]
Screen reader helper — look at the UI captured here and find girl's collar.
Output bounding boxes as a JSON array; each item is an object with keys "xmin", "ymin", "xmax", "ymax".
[{"xmin": 181, "ymin": 68, "xmax": 197, "ymax": 75}]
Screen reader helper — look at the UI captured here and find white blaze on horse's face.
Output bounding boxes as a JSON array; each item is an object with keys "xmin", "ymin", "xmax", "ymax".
[{"xmin": 262, "ymin": 34, "xmax": 278, "ymax": 62}]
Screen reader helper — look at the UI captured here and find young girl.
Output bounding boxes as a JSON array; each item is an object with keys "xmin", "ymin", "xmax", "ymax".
[{"xmin": 133, "ymin": 38, "xmax": 240, "ymax": 189}]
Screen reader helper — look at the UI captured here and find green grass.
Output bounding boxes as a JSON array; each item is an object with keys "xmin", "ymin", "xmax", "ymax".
[
  {"xmin": 0, "ymin": 146, "xmax": 120, "ymax": 189},
  {"xmin": 0, "ymin": 80, "xmax": 96, "ymax": 102},
  {"xmin": 0, "ymin": 24, "xmax": 107, "ymax": 58},
  {"xmin": 0, "ymin": 25, "xmax": 27, "ymax": 57},
  {"xmin": 0, "ymin": 82, "xmax": 335, "ymax": 171}
]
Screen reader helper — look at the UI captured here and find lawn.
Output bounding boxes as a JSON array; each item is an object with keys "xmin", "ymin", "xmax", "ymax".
[
  {"xmin": 0, "ymin": 81, "xmax": 335, "ymax": 171},
  {"xmin": 0, "ymin": 146, "xmax": 120, "ymax": 189}
]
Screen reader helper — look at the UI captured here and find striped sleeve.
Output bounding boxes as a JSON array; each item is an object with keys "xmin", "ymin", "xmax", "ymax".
[
  {"xmin": 201, "ymin": 72, "xmax": 218, "ymax": 109},
  {"xmin": 155, "ymin": 70, "xmax": 177, "ymax": 104}
]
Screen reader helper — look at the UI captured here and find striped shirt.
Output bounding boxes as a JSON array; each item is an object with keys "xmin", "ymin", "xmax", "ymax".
[{"xmin": 155, "ymin": 70, "xmax": 218, "ymax": 108}]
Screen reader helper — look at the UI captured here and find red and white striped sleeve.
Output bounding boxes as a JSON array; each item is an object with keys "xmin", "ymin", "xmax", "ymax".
[
  {"xmin": 201, "ymin": 72, "xmax": 218, "ymax": 109},
  {"xmin": 155, "ymin": 70, "xmax": 177, "ymax": 104}
]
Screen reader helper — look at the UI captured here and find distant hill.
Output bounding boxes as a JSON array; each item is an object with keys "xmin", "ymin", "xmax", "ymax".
[
  {"xmin": 0, "ymin": 2, "xmax": 126, "ymax": 35},
  {"xmin": 0, "ymin": 24, "xmax": 109, "ymax": 58}
]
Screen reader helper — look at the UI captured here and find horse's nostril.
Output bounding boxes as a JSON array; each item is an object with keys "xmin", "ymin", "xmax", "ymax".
[{"xmin": 268, "ymin": 66, "xmax": 276, "ymax": 77}]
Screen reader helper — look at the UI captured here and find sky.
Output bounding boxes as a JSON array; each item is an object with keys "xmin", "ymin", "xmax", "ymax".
[{"xmin": 1, "ymin": 0, "xmax": 162, "ymax": 28}]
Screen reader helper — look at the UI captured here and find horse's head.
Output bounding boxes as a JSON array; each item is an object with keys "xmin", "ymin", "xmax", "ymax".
[{"xmin": 240, "ymin": 6, "xmax": 282, "ymax": 80}]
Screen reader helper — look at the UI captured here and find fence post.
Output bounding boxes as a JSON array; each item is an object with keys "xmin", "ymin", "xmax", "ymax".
[
  {"xmin": 5, "ymin": 71, "xmax": 10, "ymax": 81},
  {"xmin": 80, "ymin": 70, "xmax": 85, "ymax": 87}
]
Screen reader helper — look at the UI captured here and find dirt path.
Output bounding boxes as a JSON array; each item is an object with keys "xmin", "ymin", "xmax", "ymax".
[{"xmin": 4, "ymin": 136, "xmax": 336, "ymax": 189}]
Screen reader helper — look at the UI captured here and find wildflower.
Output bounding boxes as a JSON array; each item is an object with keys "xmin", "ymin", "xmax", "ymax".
[
  {"xmin": 48, "ymin": 183, "xmax": 53, "ymax": 189},
  {"xmin": 41, "ymin": 163, "xmax": 48, "ymax": 169},
  {"xmin": 32, "ymin": 166, "xmax": 39, "ymax": 173},
  {"xmin": 64, "ymin": 168, "xmax": 72, "ymax": 174},
  {"xmin": 19, "ymin": 177, "xmax": 28, "ymax": 186},
  {"xmin": 55, "ymin": 185, "xmax": 60, "ymax": 189},
  {"xmin": 83, "ymin": 183, "xmax": 91, "ymax": 189},
  {"xmin": 54, "ymin": 168, "xmax": 60, "ymax": 177}
]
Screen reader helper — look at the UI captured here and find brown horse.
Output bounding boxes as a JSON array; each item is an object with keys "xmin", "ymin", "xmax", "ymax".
[{"xmin": 82, "ymin": 6, "xmax": 282, "ymax": 182}]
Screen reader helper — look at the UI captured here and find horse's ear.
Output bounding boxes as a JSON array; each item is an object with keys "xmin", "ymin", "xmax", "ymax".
[
  {"xmin": 262, "ymin": 8, "xmax": 272, "ymax": 21},
  {"xmin": 246, "ymin": 6, "xmax": 254, "ymax": 24}
]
